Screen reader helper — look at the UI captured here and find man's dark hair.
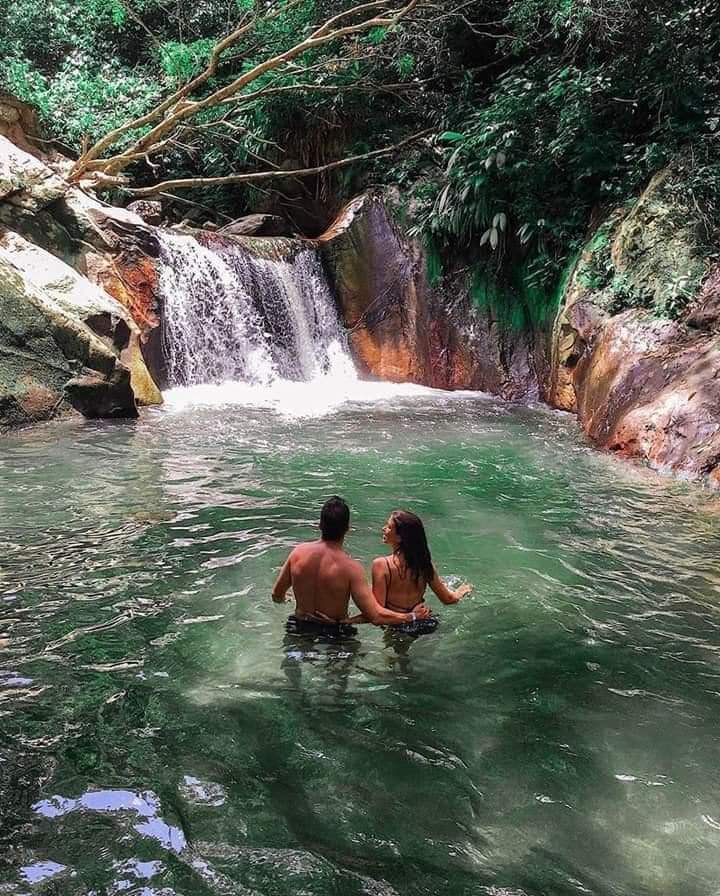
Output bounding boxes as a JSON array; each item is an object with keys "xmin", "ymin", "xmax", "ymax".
[{"xmin": 320, "ymin": 496, "xmax": 350, "ymax": 541}]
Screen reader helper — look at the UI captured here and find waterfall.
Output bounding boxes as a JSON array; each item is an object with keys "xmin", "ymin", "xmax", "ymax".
[{"xmin": 157, "ymin": 231, "xmax": 356, "ymax": 388}]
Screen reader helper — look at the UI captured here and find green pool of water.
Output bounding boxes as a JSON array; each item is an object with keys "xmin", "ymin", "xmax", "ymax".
[{"xmin": 2, "ymin": 392, "xmax": 720, "ymax": 895}]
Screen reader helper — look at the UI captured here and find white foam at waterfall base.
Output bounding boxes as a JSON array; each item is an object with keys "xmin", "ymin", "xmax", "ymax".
[
  {"xmin": 162, "ymin": 355, "xmax": 445, "ymax": 419},
  {"xmin": 157, "ymin": 230, "xmax": 453, "ymax": 417}
]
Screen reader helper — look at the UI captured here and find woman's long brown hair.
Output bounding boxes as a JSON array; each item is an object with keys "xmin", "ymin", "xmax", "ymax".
[{"xmin": 391, "ymin": 510, "xmax": 434, "ymax": 584}]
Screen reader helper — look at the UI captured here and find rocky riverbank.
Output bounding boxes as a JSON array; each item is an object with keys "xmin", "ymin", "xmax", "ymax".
[
  {"xmin": 320, "ymin": 177, "xmax": 720, "ymax": 485},
  {"xmin": 1, "ymin": 96, "xmax": 718, "ymax": 485}
]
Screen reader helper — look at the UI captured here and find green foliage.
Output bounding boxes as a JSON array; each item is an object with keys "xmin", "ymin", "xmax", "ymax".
[
  {"xmin": 415, "ymin": 0, "xmax": 720, "ymax": 314},
  {"xmin": 467, "ymin": 250, "xmax": 576, "ymax": 333},
  {"xmin": 4, "ymin": 53, "xmax": 161, "ymax": 150},
  {"xmin": 159, "ymin": 39, "xmax": 215, "ymax": 83},
  {"xmin": 0, "ymin": 0, "xmax": 717, "ymax": 316},
  {"xmin": 367, "ymin": 26, "xmax": 389, "ymax": 45},
  {"xmin": 470, "ymin": 269, "xmax": 527, "ymax": 330},
  {"xmin": 577, "ymin": 222, "xmax": 616, "ymax": 291},
  {"xmin": 396, "ymin": 53, "xmax": 416, "ymax": 79}
]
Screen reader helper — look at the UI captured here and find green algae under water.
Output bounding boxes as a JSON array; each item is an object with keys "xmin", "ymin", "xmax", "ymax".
[{"xmin": 3, "ymin": 391, "xmax": 720, "ymax": 896}]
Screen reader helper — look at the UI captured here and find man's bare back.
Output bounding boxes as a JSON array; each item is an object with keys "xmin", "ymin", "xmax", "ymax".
[
  {"xmin": 272, "ymin": 497, "xmax": 430, "ymax": 628},
  {"xmin": 273, "ymin": 540, "xmax": 360, "ymax": 621}
]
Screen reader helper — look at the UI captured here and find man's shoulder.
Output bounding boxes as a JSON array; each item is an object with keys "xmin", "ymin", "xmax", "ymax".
[
  {"xmin": 290, "ymin": 540, "xmax": 320, "ymax": 556},
  {"xmin": 344, "ymin": 556, "xmax": 366, "ymax": 577}
]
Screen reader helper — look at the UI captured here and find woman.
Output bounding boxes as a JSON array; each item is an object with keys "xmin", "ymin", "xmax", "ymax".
[{"xmin": 372, "ymin": 510, "xmax": 472, "ymax": 634}]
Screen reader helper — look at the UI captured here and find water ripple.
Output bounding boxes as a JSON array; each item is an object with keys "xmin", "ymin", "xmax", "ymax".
[{"xmin": 2, "ymin": 396, "xmax": 720, "ymax": 894}]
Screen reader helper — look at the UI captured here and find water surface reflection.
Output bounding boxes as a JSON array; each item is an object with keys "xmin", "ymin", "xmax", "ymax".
[{"xmin": 1, "ymin": 394, "xmax": 720, "ymax": 894}]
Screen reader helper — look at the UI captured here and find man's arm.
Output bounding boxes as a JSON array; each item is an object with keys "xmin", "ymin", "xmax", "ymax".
[
  {"xmin": 349, "ymin": 561, "xmax": 430, "ymax": 625},
  {"xmin": 345, "ymin": 558, "xmax": 389, "ymax": 624},
  {"xmin": 272, "ymin": 555, "xmax": 292, "ymax": 603},
  {"xmin": 428, "ymin": 567, "xmax": 473, "ymax": 605},
  {"xmin": 372, "ymin": 557, "xmax": 389, "ymax": 607}
]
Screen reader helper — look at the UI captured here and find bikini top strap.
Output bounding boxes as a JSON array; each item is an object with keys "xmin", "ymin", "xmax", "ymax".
[{"xmin": 384, "ymin": 556, "xmax": 392, "ymax": 590}]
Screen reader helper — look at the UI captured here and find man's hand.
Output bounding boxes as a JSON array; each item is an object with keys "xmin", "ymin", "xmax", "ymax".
[
  {"xmin": 342, "ymin": 613, "xmax": 369, "ymax": 624},
  {"xmin": 411, "ymin": 603, "xmax": 431, "ymax": 621},
  {"xmin": 454, "ymin": 583, "xmax": 473, "ymax": 600}
]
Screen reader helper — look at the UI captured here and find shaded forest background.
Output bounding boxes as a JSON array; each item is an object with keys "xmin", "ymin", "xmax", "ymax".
[{"xmin": 1, "ymin": 0, "xmax": 718, "ymax": 304}]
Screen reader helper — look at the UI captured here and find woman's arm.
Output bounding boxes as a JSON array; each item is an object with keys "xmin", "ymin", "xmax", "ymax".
[{"xmin": 429, "ymin": 567, "xmax": 472, "ymax": 604}]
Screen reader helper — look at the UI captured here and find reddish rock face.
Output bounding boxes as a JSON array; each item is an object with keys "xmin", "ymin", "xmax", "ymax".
[
  {"xmin": 573, "ymin": 312, "xmax": 720, "ymax": 480},
  {"xmin": 319, "ymin": 195, "xmax": 539, "ymax": 398},
  {"xmin": 87, "ymin": 250, "xmax": 165, "ymax": 390},
  {"xmin": 69, "ymin": 204, "xmax": 166, "ymax": 392},
  {"xmin": 547, "ymin": 170, "xmax": 719, "ymax": 484},
  {"xmin": 92, "ymin": 253, "xmax": 160, "ymax": 333}
]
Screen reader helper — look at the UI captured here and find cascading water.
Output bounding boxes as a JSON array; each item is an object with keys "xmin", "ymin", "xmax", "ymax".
[
  {"xmin": 157, "ymin": 231, "xmax": 356, "ymax": 388},
  {"xmin": 156, "ymin": 230, "xmax": 436, "ymax": 416}
]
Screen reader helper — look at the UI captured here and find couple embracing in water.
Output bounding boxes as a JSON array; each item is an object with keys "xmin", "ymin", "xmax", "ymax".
[{"xmin": 272, "ymin": 496, "xmax": 472, "ymax": 639}]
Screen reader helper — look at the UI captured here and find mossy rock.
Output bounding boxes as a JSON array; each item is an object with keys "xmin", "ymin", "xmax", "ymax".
[
  {"xmin": 610, "ymin": 169, "xmax": 707, "ymax": 317},
  {"xmin": 0, "ymin": 252, "xmax": 138, "ymax": 426}
]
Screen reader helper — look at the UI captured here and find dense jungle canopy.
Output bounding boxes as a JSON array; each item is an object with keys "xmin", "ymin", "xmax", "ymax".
[{"xmin": 1, "ymin": 0, "xmax": 718, "ymax": 293}]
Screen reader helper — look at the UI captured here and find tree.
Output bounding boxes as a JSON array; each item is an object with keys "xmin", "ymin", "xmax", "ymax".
[{"xmin": 66, "ymin": 0, "xmax": 445, "ymax": 195}]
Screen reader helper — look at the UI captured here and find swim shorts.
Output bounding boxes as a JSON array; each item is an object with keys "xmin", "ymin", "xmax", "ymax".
[
  {"xmin": 286, "ymin": 614, "xmax": 358, "ymax": 641},
  {"xmin": 387, "ymin": 615, "xmax": 440, "ymax": 637}
]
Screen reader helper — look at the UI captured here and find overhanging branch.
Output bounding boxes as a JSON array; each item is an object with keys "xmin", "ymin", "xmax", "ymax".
[
  {"xmin": 126, "ymin": 129, "xmax": 432, "ymax": 196},
  {"xmin": 70, "ymin": 0, "xmax": 423, "ymax": 183}
]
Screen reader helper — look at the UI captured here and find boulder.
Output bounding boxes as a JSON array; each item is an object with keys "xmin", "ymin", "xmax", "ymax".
[
  {"xmin": 0, "ymin": 93, "xmax": 43, "ymax": 157},
  {"xmin": 0, "ymin": 135, "xmax": 66, "ymax": 210},
  {"xmin": 126, "ymin": 199, "xmax": 163, "ymax": 226},
  {"xmin": 547, "ymin": 169, "xmax": 718, "ymax": 482},
  {"xmin": 1, "ymin": 230, "xmax": 162, "ymax": 406},
  {"xmin": 576, "ymin": 311, "xmax": 720, "ymax": 482},
  {"xmin": 0, "ymin": 230, "xmax": 164, "ymax": 424},
  {"xmin": 0, "ymin": 254, "xmax": 137, "ymax": 425},
  {"xmin": 57, "ymin": 188, "xmax": 160, "ymax": 256}
]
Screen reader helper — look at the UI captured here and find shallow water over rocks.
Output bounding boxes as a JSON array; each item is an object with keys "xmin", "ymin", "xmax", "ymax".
[{"xmin": 2, "ymin": 388, "xmax": 720, "ymax": 895}]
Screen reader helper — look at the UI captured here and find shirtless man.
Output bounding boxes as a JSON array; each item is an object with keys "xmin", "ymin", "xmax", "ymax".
[{"xmin": 272, "ymin": 496, "xmax": 431, "ymax": 636}]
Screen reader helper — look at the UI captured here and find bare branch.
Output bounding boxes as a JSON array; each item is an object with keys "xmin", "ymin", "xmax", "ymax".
[
  {"xmin": 71, "ymin": 0, "xmax": 302, "ymax": 173},
  {"xmin": 223, "ymin": 77, "xmax": 428, "ymax": 105},
  {"xmin": 126, "ymin": 128, "xmax": 432, "ymax": 196}
]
